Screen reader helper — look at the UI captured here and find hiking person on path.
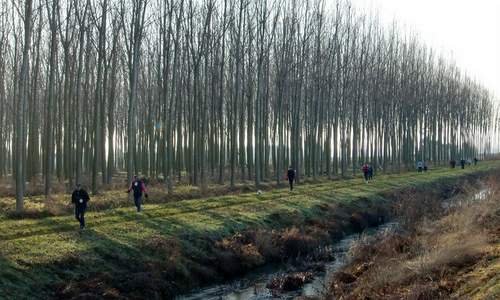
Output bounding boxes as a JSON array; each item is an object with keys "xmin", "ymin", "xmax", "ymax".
[
  {"xmin": 474, "ymin": 157, "xmax": 478, "ymax": 166},
  {"xmin": 460, "ymin": 159, "xmax": 466, "ymax": 169},
  {"xmin": 423, "ymin": 162, "xmax": 428, "ymax": 172},
  {"xmin": 362, "ymin": 163, "xmax": 370, "ymax": 183},
  {"xmin": 71, "ymin": 183, "xmax": 90, "ymax": 230},
  {"xmin": 127, "ymin": 175, "xmax": 148, "ymax": 212},
  {"xmin": 368, "ymin": 165, "xmax": 374, "ymax": 180},
  {"xmin": 450, "ymin": 159, "xmax": 456, "ymax": 168},
  {"xmin": 417, "ymin": 160, "xmax": 423, "ymax": 173},
  {"xmin": 287, "ymin": 166, "xmax": 296, "ymax": 191}
]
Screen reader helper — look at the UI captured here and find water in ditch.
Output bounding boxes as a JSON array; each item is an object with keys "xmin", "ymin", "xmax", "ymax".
[
  {"xmin": 177, "ymin": 187, "xmax": 490, "ymax": 300},
  {"xmin": 177, "ymin": 222, "xmax": 399, "ymax": 300}
]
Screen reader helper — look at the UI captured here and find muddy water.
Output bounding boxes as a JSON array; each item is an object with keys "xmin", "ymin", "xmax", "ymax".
[{"xmin": 177, "ymin": 222, "xmax": 399, "ymax": 300}]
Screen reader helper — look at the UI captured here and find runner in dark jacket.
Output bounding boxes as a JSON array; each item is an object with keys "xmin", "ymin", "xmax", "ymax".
[
  {"xmin": 417, "ymin": 161, "xmax": 423, "ymax": 173},
  {"xmin": 362, "ymin": 164, "xmax": 370, "ymax": 183},
  {"xmin": 287, "ymin": 167, "xmax": 296, "ymax": 191},
  {"xmin": 460, "ymin": 159, "xmax": 466, "ymax": 169},
  {"xmin": 72, "ymin": 184, "xmax": 90, "ymax": 230},
  {"xmin": 127, "ymin": 175, "xmax": 148, "ymax": 212},
  {"xmin": 450, "ymin": 159, "xmax": 456, "ymax": 168}
]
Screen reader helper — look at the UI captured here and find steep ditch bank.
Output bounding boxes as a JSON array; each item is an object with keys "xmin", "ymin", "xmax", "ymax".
[
  {"xmin": 178, "ymin": 223, "xmax": 401, "ymax": 300},
  {"xmin": 325, "ymin": 176, "xmax": 500, "ymax": 299},
  {"xmin": 176, "ymin": 173, "xmax": 494, "ymax": 299},
  {"xmin": 164, "ymin": 171, "xmax": 497, "ymax": 300}
]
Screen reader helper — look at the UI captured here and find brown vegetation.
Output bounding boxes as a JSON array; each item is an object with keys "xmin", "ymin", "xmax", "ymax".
[{"xmin": 326, "ymin": 178, "xmax": 500, "ymax": 300}]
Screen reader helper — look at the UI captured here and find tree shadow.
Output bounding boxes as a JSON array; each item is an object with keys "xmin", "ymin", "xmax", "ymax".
[
  {"xmin": 1, "ymin": 226, "xmax": 179, "ymax": 299},
  {"xmin": 0, "ymin": 251, "xmax": 47, "ymax": 299}
]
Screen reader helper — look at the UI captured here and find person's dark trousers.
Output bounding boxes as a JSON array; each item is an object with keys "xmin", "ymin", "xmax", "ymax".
[
  {"xmin": 363, "ymin": 172, "xmax": 369, "ymax": 182},
  {"xmin": 75, "ymin": 206, "xmax": 86, "ymax": 229},
  {"xmin": 134, "ymin": 196, "xmax": 142, "ymax": 212},
  {"xmin": 289, "ymin": 179, "xmax": 294, "ymax": 191}
]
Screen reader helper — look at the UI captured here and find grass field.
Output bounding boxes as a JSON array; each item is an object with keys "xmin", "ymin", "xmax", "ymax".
[{"xmin": 1, "ymin": 163, "xmax": 500, "ymax": 299}]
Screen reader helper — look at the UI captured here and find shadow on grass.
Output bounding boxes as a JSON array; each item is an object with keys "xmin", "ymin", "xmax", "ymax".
[
  {"xmin": 0, "ymin": 171, "xmax": 468, "ymax": 243},
  {"xmin": 0, "ymin": 167, "xmax": 433, "ymax": 221},
  {"xmin": 0, "ymin": 252, "xmax": 46, "ymax": 299},
  {"xmin": 1, "ymin": 226, "xmax": 183, "ymax": 299},
  {"xmin": 0, "ymin": 187, "xmax": 321, "ymax": 242}
]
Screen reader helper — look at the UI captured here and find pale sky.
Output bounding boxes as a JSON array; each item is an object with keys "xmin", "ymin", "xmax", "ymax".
[{"xmin": 351, "ymin": 0, "xmax": 500, "ymax": 99}]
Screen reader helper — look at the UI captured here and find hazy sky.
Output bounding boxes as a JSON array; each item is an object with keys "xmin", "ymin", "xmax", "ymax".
[{"xmin": 351, "ymin": 0, "xmax": 500, "ymax": 99}]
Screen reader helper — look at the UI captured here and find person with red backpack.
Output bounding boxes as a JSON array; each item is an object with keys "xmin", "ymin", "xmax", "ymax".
[
  {"xmin": 127, "ymin": 175, "xmax": 148, "ymax": 212},
  {"xmin": 361, "ymin": 163, "xmax": 370, "ymax": 183}
]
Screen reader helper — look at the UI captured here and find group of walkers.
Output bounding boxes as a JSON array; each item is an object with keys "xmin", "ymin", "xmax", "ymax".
[
  {"xmin": 286, "ymin": 163, "xmax": 377, "ymax": 189},
  {"xmin": 361, "ymin": 163, "xmax": 374, "ymax": 183},
  {"xmin": 450, "ymin": 157, "xmax": 478, "ymax": 169},
  {"xmin": 71, "ymin": 175, "xmax": 148, "ymax": 230},
  {"xmin": 71, "ymin": 157, "xmax": 481, "ymax": 230}
]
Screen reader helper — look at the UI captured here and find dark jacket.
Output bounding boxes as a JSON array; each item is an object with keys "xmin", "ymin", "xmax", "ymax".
[
  {"xmin": 128, "ymin": 180, "xmax": 147, "ymax": 198},
  {"xmin": 72, "ymin": 189, "xmax": 90, "ymax": 208},
  {"xmin": 287, "ymin": 169, "xmax": 296, "ymax": 181}
]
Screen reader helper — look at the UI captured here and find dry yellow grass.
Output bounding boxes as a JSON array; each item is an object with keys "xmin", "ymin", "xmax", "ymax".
[{"xmin": 328, "ymin": 177, "xmax": 500, "ymax": 299}]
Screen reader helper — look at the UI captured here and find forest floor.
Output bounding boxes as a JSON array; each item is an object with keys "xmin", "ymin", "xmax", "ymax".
[{"xmin": 1, "ymin": 162, "xmax": 500, "ymax": 299}]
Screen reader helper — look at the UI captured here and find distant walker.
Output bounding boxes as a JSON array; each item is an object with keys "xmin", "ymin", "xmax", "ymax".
[{"xmin": 287, "ymin": 166, "xmax": 296, "ymax": 191}]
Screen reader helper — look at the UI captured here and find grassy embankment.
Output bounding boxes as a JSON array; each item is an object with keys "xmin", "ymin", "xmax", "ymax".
[
  {"xmin": 1, "ymin": 162, "xmax": 499, "ymax": 299},
  {"xmin": 327, "ymin": 174, "xmax": 500, "ymax": 300}
]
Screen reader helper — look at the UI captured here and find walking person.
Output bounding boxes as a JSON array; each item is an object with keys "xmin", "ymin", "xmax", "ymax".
[
  {"xmin": 127, "ymin": 175, "xmax": 148, "ymax": 212},
  {"xmin": 417, "ymin": 160, "xmax": 423, "ymax": 173},
  {"xmin": 72, "ymin": 183, "xmax": 90, "ymax": 230},
  {"xmin": 460, "ymin": 159, "xmax": 466, "ymax": 169},
  {"xmin": 287, "ymin": 166, "xmax": 296, "ymax": 191},
  {"xmin": 474, "ymin": 157, "xmax": 478, "ymax": 166},
  {"xmin": 362, "ymin": 163, "xmax": 370, "ymax": 183},
  {"xmin": 450, "ymin": 159, "xmax": 456, "ymax": 168},
  {"xmin": 368, "ymin": 164, "xmax": 374, "ymax": 181}
]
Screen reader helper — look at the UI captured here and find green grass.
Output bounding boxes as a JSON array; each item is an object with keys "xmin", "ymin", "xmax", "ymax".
[{"xmin": 1, "ymin": 163, "xmax": 499, "ymax": 299}]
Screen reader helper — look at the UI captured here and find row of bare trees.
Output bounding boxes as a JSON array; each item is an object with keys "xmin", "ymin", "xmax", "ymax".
[{"xmin": 0, "ymin": 0, "xmax": 495, "ymax": 212}]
